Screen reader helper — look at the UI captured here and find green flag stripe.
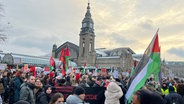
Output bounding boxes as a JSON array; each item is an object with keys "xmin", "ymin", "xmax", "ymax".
[
  {"xmin": 65, "ymin": 56, "xmax": 69, "ymax": 71},
  {"xmin": 126, "ymin": 52, "xmax": 160, "ymax": 102}
]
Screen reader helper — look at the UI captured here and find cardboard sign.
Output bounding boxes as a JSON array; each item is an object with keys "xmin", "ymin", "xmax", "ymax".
[
  {"xmin": 23, "ymin": 64, "xmax": 29, "ymax": 72},
  {"xmin": 101, "ymin": 68, "xmax": 107, "ymax": 76},
  {"xmin": 0, "ymin": 64, "xmax": 7, "ymax": 70}
]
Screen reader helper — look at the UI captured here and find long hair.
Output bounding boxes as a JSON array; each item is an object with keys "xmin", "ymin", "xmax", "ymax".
[{"xmin": 49, "ymin": 93, "xmax": 64, "ymax": 104}]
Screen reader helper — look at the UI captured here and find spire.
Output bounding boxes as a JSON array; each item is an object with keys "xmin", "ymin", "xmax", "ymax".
[
  {"xmin": 80, "ymin": 1, "xmax": 94, "ymax": 36},
  {"xmin": 86, "ymin": 2, "xmax": 91, "ymax": 18}
]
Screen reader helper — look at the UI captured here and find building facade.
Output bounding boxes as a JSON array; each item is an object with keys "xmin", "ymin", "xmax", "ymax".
[{"xmin": 52, "ymin": 2, "xmax": 135, "ymax": 71}]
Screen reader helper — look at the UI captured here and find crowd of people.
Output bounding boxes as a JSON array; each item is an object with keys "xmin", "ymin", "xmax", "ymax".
[{"xmin": 0, "ymin": 68, "xmax": 184, "ymax": 104}]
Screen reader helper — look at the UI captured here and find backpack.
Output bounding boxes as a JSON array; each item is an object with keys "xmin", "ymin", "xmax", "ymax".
[{"xmin": 170, "ymin": 96, "xmax": 180, "ymax": 104}]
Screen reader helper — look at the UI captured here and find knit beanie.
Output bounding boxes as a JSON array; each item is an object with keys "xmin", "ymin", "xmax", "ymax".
[{"xmin": 74, "ymin": 86, "xmax": 85, "ymax": 95}]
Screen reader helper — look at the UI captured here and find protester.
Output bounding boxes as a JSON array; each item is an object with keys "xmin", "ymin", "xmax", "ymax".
[
  {"xmin": 92, "ymin": 77, "xmax": 104, "ymax": 87},
  {"xmin": 42, "ymin": 75, "xmax": 49, "ymax": 86},
  {"xmin": 79, "ymin": 75, "xmax": 90, "ymax": 87},
  {"xmin": 105, "ymin": 81, "xmax": 123, "ymax": 104},
  {"xmin": 49, "ymin": 93, "xmax": 65, "ymax": 104},
  {"xmin": 1, "ymin": 70, "xmax": 10, "ymax": 103},
  {"xmin": 132, "ymin": 89, "xmax": 165, "ymax": 104},
  {"xmin": 87, "ymin": 75, "xmax": 95, "ymax": 87},
  {"xmin": 44, "ymin": 85, "xmax": 52, "ymax": 103},
  {"xmin": 164, "ymin": 86, "xmax": 183, "ymax": 104},
  {"xmin": 115, "ymin": 78, "xmax": 127, "ymax": 104},
  {"xmin": 65, "ymin": 75, "xmax": 71, "ymax": 86},
  {"xmin": 19, "ymin": 75, "xmax": 35, "ymax": 104},
  {"xmin": 66, "ymin": 86, "xmax": 86, "ymax": 104},
  {"xmin": 9, "ymin": 70, "xmax": 24, "ymax": 104},
  {"xmin": 177, "ymin": 83, "xmax": 184, "ymax": 98},
  {"xmin": 35, "ymin": 78, "xmax": 50, "ymax": 104},
  {"xmin": 0, "ymin": 67, "xmax": 183, "ymax": 104}
]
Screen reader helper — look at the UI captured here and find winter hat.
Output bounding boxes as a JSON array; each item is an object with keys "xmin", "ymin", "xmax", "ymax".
[{"xmin": 74, "ymin": 86, "xmax": 85, "ymax": 95}]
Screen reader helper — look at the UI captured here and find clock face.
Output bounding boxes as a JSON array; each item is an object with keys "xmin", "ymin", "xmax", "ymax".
[
  {"xmin": 82, "ymin": 23, "xmax": 86, "ymax": 27},
  {"xmin": 90, "ymin": 23, "xmax": 93, "ymax": 28}
]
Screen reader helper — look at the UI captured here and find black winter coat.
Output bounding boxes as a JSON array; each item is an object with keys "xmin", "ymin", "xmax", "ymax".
[{"xmin": 35, "ymin": 89, "xmax": 50, "ymax": 104}]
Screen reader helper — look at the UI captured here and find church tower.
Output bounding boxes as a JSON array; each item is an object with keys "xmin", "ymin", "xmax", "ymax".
[{"xmin": 77, "ymin": 2, "xmax": 96, "ymax": 66}]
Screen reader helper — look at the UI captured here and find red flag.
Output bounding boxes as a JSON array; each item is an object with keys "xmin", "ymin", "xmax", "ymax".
[
  {"xmin": 65, "ymin": 47, "xmax": 70, "ymax": 56},
  {"xmin": 59, "ymin": 49, "xmax": 66, "ymax": 76},
  {"xmin": 50, "ymin": 57, "xmax": 55, "ymax": 67},
  {"xmin": 152, "ymin": 33, "xmax": 160, "ymax": 52},
  {"xmin": 59, "ymin": 48, "xmax": 65, "ymax": 62},
  {"xmin": 30, "ymin": 66, "xmax": 36, "ymax": 78}
]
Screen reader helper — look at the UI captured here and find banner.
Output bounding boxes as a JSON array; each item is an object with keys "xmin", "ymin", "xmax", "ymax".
[{"xmin": 54, "ymin": 86, "xmax": 106, "ymax": 104}]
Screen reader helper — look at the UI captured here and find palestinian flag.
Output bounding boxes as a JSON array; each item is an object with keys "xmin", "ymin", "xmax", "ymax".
[
  {"xmin": 82, "ymin": 62, "xmax": 86, "ymax": 74},
  {"xmin": 50, "ymin": 66, "xmax": 53, "ymax": 71},
  {"xmin": 65, "ymin": 47, "xmax": 70, "ymax": 72},
  {"xmin": 125, "ymin": 30, "xmax": 161, "ymax": 103},
  {"xmin": 60, "ymin": 48, "xmax": 65, "ymax": 62},
  {"xmin": 60, "ymin": 48, "xmax": 66, "ymax": 76},
  {"xmin": 50, "ymin": 57, "xmax": 55, "ymax": 66},
  {"xmin": 50, "ymin": 57, "xmax": 55, "ymax": 71}
]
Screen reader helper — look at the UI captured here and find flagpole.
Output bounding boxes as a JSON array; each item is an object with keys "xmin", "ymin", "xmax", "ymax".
[
  {"xmin": 125, "ymin": 29, "xmax": 161, "ymax": 103},
  {"xmin": 157, "ymin": 28, "xmax": 159, "ymax": 33}
]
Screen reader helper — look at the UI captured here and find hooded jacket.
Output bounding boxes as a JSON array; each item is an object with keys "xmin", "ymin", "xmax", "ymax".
[
  {"xmin": 66, "ymin": 94, "xmax": 84, "ymax": 104},
  {"xmin": 105, "ymin": 81, "xmax": 123, "ymax": 104}
]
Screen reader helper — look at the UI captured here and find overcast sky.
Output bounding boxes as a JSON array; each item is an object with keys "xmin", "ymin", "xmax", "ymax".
[{"xmin": 1, "ymin": 0, "xmax": 184, "ymax": 61}]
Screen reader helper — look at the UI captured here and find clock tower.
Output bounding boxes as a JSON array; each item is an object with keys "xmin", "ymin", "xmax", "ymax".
[{"xmin": 77, "ymin": 2, "xmax": 96, "ymax": 66}]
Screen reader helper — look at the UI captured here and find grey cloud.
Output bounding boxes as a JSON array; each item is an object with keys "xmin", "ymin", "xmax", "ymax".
[
  {"xmin": 134, "ymin": 0, "xmax": 175, "ymax": 16},
  {"xmin": 11, "ymin": 34, "xmax": 54, "ymax": 51},
  {"xmin": 167, "ymin": 48, "xmax": 184, "ymax": 58},
  {"xmin": 2, "ymin": 0, "xmax": 184, "ymax": 61},
  {"xmin": 110, "ymin": 32, "xmax": 136, "ymax": 46},
  {"xmin": 161, "ymin": 23, "xmax": 184, "ymax": 36},
  {"xmin": 139, "ymin": 19, "xmax": 154, "ymax": 30}
]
